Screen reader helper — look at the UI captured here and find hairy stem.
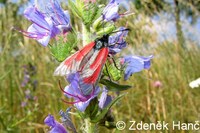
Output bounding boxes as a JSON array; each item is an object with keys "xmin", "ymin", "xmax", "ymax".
[
  {"xmin": 82, "ymin": 23, "xmax": 91, "ymax": 46},
  {"xmin": 84, "ymin": 118, "xmax": 97, "ymax": 133}
]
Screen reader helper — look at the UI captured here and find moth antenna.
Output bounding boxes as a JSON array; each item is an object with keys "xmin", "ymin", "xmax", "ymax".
[
  {"xmin": 133, "ymin": 73, "xmax": 153, "ymax": 81},
  {"xmin": 108, "ymin": 27, "xmax": 129, "ymax": 47},
  {"xmin": 110, "ymin": 28, "xmax": 130, "ymax": 34}
]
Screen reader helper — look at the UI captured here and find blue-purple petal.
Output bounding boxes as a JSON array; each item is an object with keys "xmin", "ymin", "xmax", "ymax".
[
  {"xmin": 24, "ymin": 6, "xmax": 50, "ymax": 30},
  {"xmin": 44, "ymin": 114, "xmax": 56, "ymax": 127},
  {"xmin": 108, "ymin": 48, "xmax": 121, "ymax": 54},
  {"xmin": 47, "ymin": 0, "xmax": 71, "ymax": 33},
  {"xmin": 44, "ymin": 114, "xmax": 68, "ymax": 133},
  {"xmin": 108, "ymin": 27, "xmax": 128, "ymax": 54},
  {"xmin": 64, "ymin": 84, "xmax": 81, "ymax": 99},
  {"xmin": 103, "ymin": 0, "xmax": 120, "ymax": 22},
  {"xmin": 50, "ymin": 123, "xmax": 68, "ymax": 133},
  {"xmin": 74, "ymin": 87, "xmax": 100, "ymax": 112},
  {"xmin": 64, "ymin": 85, "xmax": 73, "ymax": 98},
  {"xmin": 75, "ymin": 86, "xmax": 100, "ymax": 112},
  {"xmin": 21, "ymin": 1, "xmax": 71, "ymax": 46},
  {"xmin": 23, "ymin": 6, "xmax": 61, "ymax": 46},
  {"xmin": 99, "ymin": 88, "xmax": 112, "ymax": 109},
  {"xmin": 93, "ymin": 86, "xmax": 101, "ymax": 96},
  {"xmin": 35, "ymin": 34, "xmax": 50, "ymax": 46},
  {"xmin": 66, "ymin": 73, "xmax": 79, "ymax": 83},
  {"xmin": 66, "ymin": 73, "xmax": 94, "ymax": 96},
  {"xmin": 27, "ymin": 24, "xmax": 51, "ymax": 46},
  {"xmin": 123, "ymin": 55, "xmax": 153, "ymax": 80},
  {"xmin": 74, "ymin": 97, "xmax": 93, "ymax": 112},
  {"xmin": 64, "ymin": 73, "xmax": 101, "ymax": 112}
]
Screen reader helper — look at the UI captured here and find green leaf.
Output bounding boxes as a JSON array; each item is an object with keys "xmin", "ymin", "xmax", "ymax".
[
  {"xmin": 91, "ymin": 94, "xmax": 126, "ymax": 123},
  {"xmin": 100, "ymin": 79, "xmax": 132, "ymax": 91},
  {"xmin": 84, "ymin": 98, "xmax": 99, "ymax": 119},
  {"xmin": 0, "ymin": 69, "xmax": 12, "ymax": 81},
  {"xmin": 82, "ymin": 3, "xmax": 102, "ymax": 29},
  {"xmin": 68, "ymin": 0, "xmax": 83, "ymax": 19},
  {"xmin": 50, "ymin": 33, "xmax": 77, "ymax": 62}
]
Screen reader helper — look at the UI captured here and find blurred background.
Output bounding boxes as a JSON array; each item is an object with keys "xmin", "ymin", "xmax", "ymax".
[{"xmin": 0, "ymin": 0, "xmax": 200, "ymax": 132}]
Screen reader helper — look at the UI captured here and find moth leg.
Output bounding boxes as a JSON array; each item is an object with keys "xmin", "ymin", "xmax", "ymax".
[{"xmin": 111, "ymin": 57, "xmax": 123, "ymax": 71}]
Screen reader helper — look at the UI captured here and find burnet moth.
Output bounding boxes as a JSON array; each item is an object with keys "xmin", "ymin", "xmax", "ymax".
[{"xmin": 54, "ymin": 29, "xmax": 129, "ymax": 86}]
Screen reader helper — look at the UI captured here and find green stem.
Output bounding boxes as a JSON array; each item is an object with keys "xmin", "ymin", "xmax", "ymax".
[
  {"xmin": 84, "ymin": 118, "xmax": 97, "ymax": 133},
  {"xmin": 82, "ymin": 23, "xmax": 90, "ymax": 46}
]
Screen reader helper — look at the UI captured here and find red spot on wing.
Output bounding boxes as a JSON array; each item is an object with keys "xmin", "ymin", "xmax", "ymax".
[
  {"xmin": 76, "ymin": 42, "xmax": 95, "ymax": 61},
  {"xmin": 83, "ymin": 64, "xmax": 102, "ymax": 84},
  {"xmin": 64, "ymin": 42, "xmax": 95, "ymax": 66},
  {"xmin": 90, "ymin": 48, "xmax": 109, "ymax": 70},
  {"xmin": 83, "ymin": 48, "xmax": 109, "ymax": 84}
]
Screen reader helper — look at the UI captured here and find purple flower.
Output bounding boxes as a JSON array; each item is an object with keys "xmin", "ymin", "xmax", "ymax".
[
  {"xmin": 66, "ymin": 73, "xmax": 94, "ymax": 95},
  {"xmin": 17, "ymin": 1, "xmax": 71, "ymax": 46},
  {"xmin": 21, "ymin": 6, "xmax": 60, "ymax": 46},
  {"xmin": 21, "ymin": 64, "xmax": 38, "ymax": 89},
  {"xmin": 98, "ymin": 88, "xmax": 112, "ymax": 109},
  {"xmin": 108, "ymin": 27, "xmax": 129, "ymax": 54},
  {"xmin": 21, "ymin": 74, "xmax": 30, "ymax": 87},
  {"xmin": 61, "ymin": 73, "xmax": 100, "ymax": 112},
  {"xmin": 21, "ymin": 101, "xmax": 27, "ymax": 107},
  {"xmin": 47, "ymin": 0, "xmax": 71, "ymax": 34},
  {"xmin": 122, "ymin": 55, "xmax": 153, "ymax": 80},
  {"xmin": 102, "ymin": 0, "xmax": 120, "ymax": 22},
  {"xmin": 44, "ymin": 114, "xmax": 68, "ymax": 133}
]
